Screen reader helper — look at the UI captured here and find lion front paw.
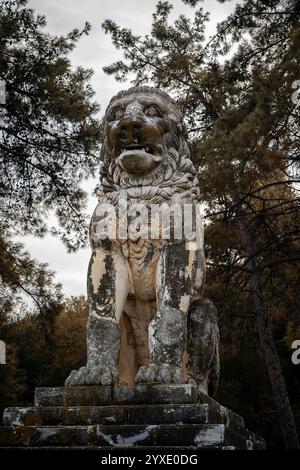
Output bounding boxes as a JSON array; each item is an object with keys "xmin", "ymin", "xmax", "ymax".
[
  {"xmin": 135, "ymin": 363, "xmax": 185, "ymax": 384},
  {"xmin": 65, "ymin": 364, "xmax": 119, "ymax": 386}
]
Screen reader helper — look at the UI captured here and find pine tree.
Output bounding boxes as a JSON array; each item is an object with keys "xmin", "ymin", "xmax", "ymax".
[
  {"xmin": 0, "ymin": 0, "xmax": 101, "ymax": 250},
  {"xmin": 0, "ymin": 228, "xmax": 64, "ymax": 342},
  {"xmin": 102, "ymin": 0, "xmax": 300, "ymax": 448}
]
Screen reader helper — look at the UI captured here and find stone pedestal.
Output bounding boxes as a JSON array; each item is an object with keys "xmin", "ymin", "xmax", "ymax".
[{"xmin": 0, "ymin": 385, "xmax": 265, "ymax": 449}]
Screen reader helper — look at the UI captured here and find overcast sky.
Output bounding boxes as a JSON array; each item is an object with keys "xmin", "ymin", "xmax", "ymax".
[{"xmin": 23, "ymin": 0, "xmax": 236, "ymax": 297}]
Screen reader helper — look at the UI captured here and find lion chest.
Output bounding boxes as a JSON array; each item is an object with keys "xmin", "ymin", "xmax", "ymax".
[{"xmin": 119, "ymin": 239, "xmax": 162, "ymax": 300}]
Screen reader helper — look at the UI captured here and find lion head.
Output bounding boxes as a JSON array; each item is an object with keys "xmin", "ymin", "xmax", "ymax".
[{"xmin": 99, "ymin": 86, "xmax": 199, "ymax": 204}]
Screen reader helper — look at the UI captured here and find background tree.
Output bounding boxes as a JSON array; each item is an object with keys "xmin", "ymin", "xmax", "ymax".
[
  {"xmin": 0, "ymin": 0, "xmax": 101, "ymax": 251},
  {"xmin": 0, "ymin": 0, "xmax": 97, "ymax": 416},
  {"xmin": 0, "ymin": 228, "xmax": 64, "ymax": 342},
  {"xmin": 0, "ymin": 295, "xmax": 87, "ymax": 414},
  {"xmin": 102, "ymin": 0, "xmax": 300, "ymax": 448}
]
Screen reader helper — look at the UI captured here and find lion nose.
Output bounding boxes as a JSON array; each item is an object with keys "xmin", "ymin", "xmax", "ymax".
[{"xmin": 118, "ymin": 115, "xmax": 143, "ymax": 140}]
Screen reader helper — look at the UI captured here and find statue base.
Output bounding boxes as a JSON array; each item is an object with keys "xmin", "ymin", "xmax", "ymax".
[{"xmin": 0, "ymin": 384, "xmax": 265, "ymax": 450}]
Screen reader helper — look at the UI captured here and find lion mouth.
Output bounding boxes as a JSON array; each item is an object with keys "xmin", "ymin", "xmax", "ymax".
[
  {"xmin": 118, "ymin": 143, "xmax": 159, "ymax": 158},
  {"xmin": 122, "ymin": 143, "xmax": 153, "ymax": 153},
  {"xmin": 117, "ymin": 143, "xmax": 163, "ymax": 174}
]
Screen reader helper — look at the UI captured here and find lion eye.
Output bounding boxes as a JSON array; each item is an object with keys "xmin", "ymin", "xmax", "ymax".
[
  {"xmin": 114, "ymin": 108, "xmax": 124, "ymax": 120},
  {"xmin": 145, "ymin": 105, "xmax": 159, "ymax": 117}
]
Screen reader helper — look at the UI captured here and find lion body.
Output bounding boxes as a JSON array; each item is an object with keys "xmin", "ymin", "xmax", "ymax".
[{"xmin": 65, "ymin": 86, "xmax": 220, "ymax": 395}]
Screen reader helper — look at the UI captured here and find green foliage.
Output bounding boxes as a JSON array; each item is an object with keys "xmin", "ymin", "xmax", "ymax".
[
  {"xmin": 0, "ymin": 0, "xmax": 101, "ymax": 353},
  {"xmin": 0, "ymin": 344, "xmax": 26, "ymax": 410},
  {"xmin": 0, "ymin": 228, "xmax": 64, "ymax": 338},
  {"xmin": 0, "ymin": 296, "xmax": 87, "ymax": 413},
  {"xmin": 0, "ymin": 0, "xmax": 101, "ymax": 251}
]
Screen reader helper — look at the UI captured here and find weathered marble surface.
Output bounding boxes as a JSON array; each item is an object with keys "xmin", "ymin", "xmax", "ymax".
[
  {"xmin": 65, "ymin": 86, "xmax": 219, "ymax": 395},
  {"xmin": 0, "ymin": 424, "xmax": 227, "ymax": 448},
  {"xmin": 3, "ymin": 404, "xmax": 212, "ymax": 427},
  {"xmin": 34, "ymin": 384, "xmax": 198, "ymax": 406},
  {"xmin": 0, "ymin": 385, "xmax": 265, "ymax": 449}
]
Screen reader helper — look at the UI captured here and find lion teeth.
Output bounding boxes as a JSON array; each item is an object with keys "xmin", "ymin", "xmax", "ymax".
[{"xmin": 123, "ymin": 145, "xmax": 152, "ymax": 153}]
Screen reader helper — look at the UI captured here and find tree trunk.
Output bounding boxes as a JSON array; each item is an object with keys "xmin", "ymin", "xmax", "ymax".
[{"xmin": 234, "ymin": 194, "xmax": 299, "ymax": 450}]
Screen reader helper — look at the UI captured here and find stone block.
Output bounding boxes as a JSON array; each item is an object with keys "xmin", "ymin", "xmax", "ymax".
[
  {"xmin": 3, "ymin": 404, "xmax": 210, "ymax": 427},
  {"xmin": 0, "ymin": 385, "xmax": 266, "ymax": 449},
  {"xmin": 0, "ymin": 424, "xmax": 226, "ymax": 448},
  {"xmin": 34, "ymin": 384, "xmax": 198, "ymax": 407}
]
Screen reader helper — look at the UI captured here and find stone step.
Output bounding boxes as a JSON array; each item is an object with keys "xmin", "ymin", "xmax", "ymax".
[
  {"xmin": 3, "ymin": 403, "xmax": 246, "ymax": 432},
  {"xmin": 0, "ymin": 424, "xmax": 226, "ymax": 448},
  {"xmin": 224, "ymin": 426, "xmax": 266, "ymax": 451},
  {"xmin": 33, "ymin": 385, "xmax": 245, "ymax": 429},
  {"xmin": 1, "ymin": 384, "xmax": 264, "ymax": 449},
  {"xmin": 197, "ymin": 394, "xmax": 245, "ymax": 429},
  {"xmin": 0, "ymin": 423, "xmax": 264, "ymax": 449},
  {"xmin": 34, "ymin": 384, "xmax": 198, "ymax": 407},
  {"xmin": 3, "ymin": 404, "xmax": 212, "ymax": 427}
]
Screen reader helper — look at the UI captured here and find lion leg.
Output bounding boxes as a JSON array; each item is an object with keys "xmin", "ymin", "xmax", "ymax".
[
  {"xmin": 128, "ymin": 299, "xmax": 157, "ymax": 367},
  {"xmin": 187, "ymin": 298, "xmax": 220, "ymax": 396},
  {"xmin": 136, "ymin": 240, "xmax": 196, "ymax": 384},
  {"xmin": 65, "ymin": 247, "xmax": 129, "ymax": 386}
]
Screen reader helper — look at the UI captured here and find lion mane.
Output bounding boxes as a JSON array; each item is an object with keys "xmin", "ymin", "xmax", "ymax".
[{"xmin": 98, "ymin": 86, "xmax": 200, "ymax": 206}]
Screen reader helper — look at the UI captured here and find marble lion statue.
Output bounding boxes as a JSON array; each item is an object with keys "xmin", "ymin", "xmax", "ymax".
[{"xmin": 65, "ymin": 86, "xmax": 220, "ymax": 396}]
